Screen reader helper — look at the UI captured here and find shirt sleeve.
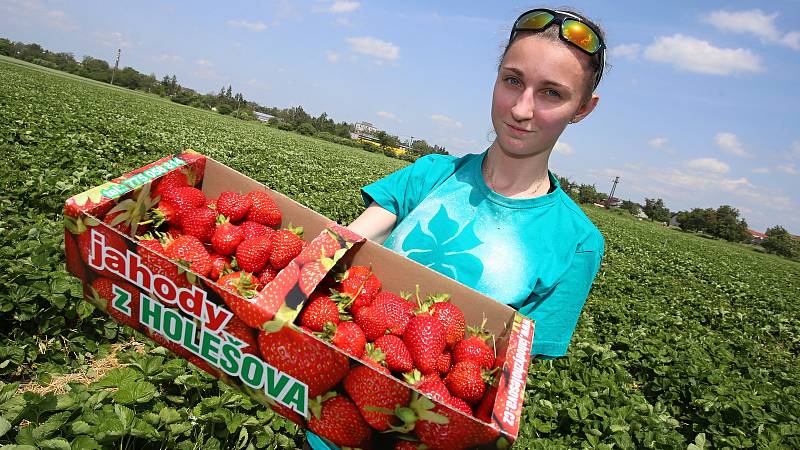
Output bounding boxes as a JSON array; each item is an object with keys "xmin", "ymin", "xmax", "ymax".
[
  {"xmin": 361, "ymin": 154, "xmax": 457, "ymax": 222},
  {"xmin": 519, "ymin": 230, "xmax": 604, "ymax": 358}
]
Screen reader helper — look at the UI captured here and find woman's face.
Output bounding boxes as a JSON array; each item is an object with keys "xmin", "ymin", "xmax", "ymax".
[{"xmin": 491, "ymin": 34, "xmax": 598, "ymax": 158}]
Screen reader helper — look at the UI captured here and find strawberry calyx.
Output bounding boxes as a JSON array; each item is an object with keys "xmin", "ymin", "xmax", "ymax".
[
  {"xmin": 363, "ymin": 342, "xmax": 387, "ymax": 368},
  {"xmin": 465, "ymin": 317, "xmax": 492, "ymax": 342},
  {"xmin": 309, "ymin": 391, "xmax": 339, "ymax": 420},
  {"xmin": 388, "ymin": 392, "xmax": 449, "ymax": 434},
  {"xmin": 285, "ymin": 223, "xmax": 304, "ymax": 239}
]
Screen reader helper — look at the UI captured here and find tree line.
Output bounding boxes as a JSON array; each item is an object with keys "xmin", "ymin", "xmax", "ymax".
[{"xmin": 0, "ymin": 37, "xmax": 447, "ymax": 162}]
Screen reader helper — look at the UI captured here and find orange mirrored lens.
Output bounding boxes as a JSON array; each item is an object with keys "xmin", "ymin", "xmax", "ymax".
[
  {"xmin": 562, "ymin": 19, "xmax": 600, "ymax": 53},
  {"xmin": 516, "ymin": 11, "xmax": 554, "ymax": 30}
]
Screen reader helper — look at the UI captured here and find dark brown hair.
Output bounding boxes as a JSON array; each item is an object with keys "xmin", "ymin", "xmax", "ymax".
[{"xmin": 499, "ymin": 8, "xmax": 606, "ymax": 101}]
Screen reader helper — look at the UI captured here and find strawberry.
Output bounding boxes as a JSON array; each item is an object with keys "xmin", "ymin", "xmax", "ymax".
[
  {"xmin": 437, "ymin": 351, "xmax": 452, "ymax": 375},
  {"xmin": 211, "ymin": 219, "xmax": 243, "ymax": 255},
  {"xmin": 298, "ymin": 292, "xmax": 340, "ymax": 332},
  {"xmin": 343, "ymin": 365, "xmax": 411, "ymax": 431},
  {"xmin": 211, "ymin": 271, "xmax": 259, "ymax": 319},
  {"xmin": 354, "ymin": 303, "xmax": 391, "ymax": 342},
  {"xmin": 209, "ymin": 253, "xmax": 232, "ymax": 280},
  {"xmin": 77, "ymin": 219, "xmax": 129, "ymax": 280},
  {"xmin": 448, "ymin": 396, "xmax": 473, "ymax": 416},
  {"xmin": 428, "ymin": 295, "xmax": 465, "ymax": 349},
  {"xmin": 338, "ymin": 265, "xmax": 382, "ymax": 314},
  {"xmin": 257, "ymin": 325, "xmax": 349, "ymax": 397},
  {"xmin": 474, "ymin": 385, "xmax": 497, "ymax": 423},
  {"xmin": 373, "ymin": 292, "xmax": 415, "ymax": 336},
  {"xmin": 150, "ymin": 186, "xmax": 206, "ymax": 227},
  {"xmin": 322, "ymin": 321, "xmax": 366, "ymax": 358},
  {"xmin": 216, "ymin": 191, "xmax": 252, "ymax": 223},
  {"xmin": 295, "ymin": 230, "xmax": 340, "ymax": 265},
  {"xmin": 374, "ymin": 335, "xmax": 414, "ymax": 373},
  {"xmin": 413, "ymin": 401, "xmax": 499, "ymax": 450},
  {"xmin": 153, "ymin": 170, "xmax": 190, "ymax": 196},
  {"xmin": 445, "ymin": 361, "xmax": 488, "ymax": 404},
  {"xmin": 403, "ymin": 313, "xmax": 446, "ymax": 375},
  {"xmin": 92, "ymin": 277, "xmax": 141, "ymax": 330},
  {"xmin": 255, "ymin": 266, "xmax": 278, "ymax": 290},
  {"xmin": 298, "ymin": 260, "xmax": 328, "ymax": 296},
  {"xmin": 394, "ymin": 441, "xmax": 425, "ymax": 450},
  {"xmin": 250, "ymin": 261, "xmax": 300, "ymax": 326},
  {"xmin": 245, "ymin": 191, "xmax": 282, "ymax": 227},
  {"xmin": 64, "ymin": 229, "xmax": 88, "ymax": 283},
  {"xmin": 416, "ymin": 376, "xmax": 451, "ymax": 405},
  {"xmin": 137, "ymin": 236, "xmax": 190, "ymax": 290},
  {"xmin": 452, "ymin": 322, "xmax": 495, "ymax": 369},
  {"xmin": 308, "ymin": 393, "xmax": 372, "ymax": 448},
  {"xmin": 239, "ymin": 220, "xmax": 272, "ymax": 240},
  {"xmin": 163, "ymin": 234, "xmax": 211, "ymax": 278},
  {"xmin": 269, "ymin": 225, "xmax": 304, "ymax": 270},
  {"xmin": 235, "ymin": 235, "xmax": 272, "ymax": 273},
  {"xmin": 363, "ymin": 343, "xmax": 390, "ymax": 373},
  {"xmin": 221, "ymin": 315, "xmax": 258, "ymax": 355},
  {"xmin": 179, "ymin": 207, "xmax": 218, "ymax": 243}
]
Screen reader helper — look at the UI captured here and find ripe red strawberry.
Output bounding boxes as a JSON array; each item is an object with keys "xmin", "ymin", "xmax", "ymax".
[
  {"xmin": 269, "ymin": 225, "xmax": 304, "ymax": 270},
  {"xmin": 320, "ymin": 321, "xmax": 366, "ymax": 358},
  {"xmin": 374, "ymin": 335, "xmax": 414, "ymax": 373},
  {"xmin": 92, "ymin": 278, "xmax": 141, "ymax": 330},
  {"xmin": 153, "ymin": 170, "xmax": 190, "ymax": 196},
  {"xmin": 163, "ymin": 234, "xmax": 211, "ymax": 277},
  {"xmin": 216, "ymin": 191, "xmax": 252, "ymax": 223},
  {"xmin": 429, "ymin": 296, "xmax": 465, "ymax": 348},
  {"xmin": 257, "ymin": 325, "xmax": 349, "ymax": 397},
  {"xmin": 449, "ymin": 396, "xmax": 473, "ymax": 415},
  {"xmin": 235, "ymin": 235, "xmax": 272, "ymax": 273},
  {"xmin": 343, "ymin": 365, "xmax": 411, "ymax": 431},
  {"xmin": 209, "ymin": 253, "xmax": 232, "ymax": 280},
  {"xmin": 437, "ymin": 351, "xmax": 452, "ymax": 375},
  {"xmin": 180, "ymin": 207, "xmax": 218, "ymax": 243},
  {"xmin": 363, "ymin": 343, "xmax": 390, "ymax": 374},
  {"xmin": 212, "ymin": 271, "xmax": 259, "ymax": 318},
  {"xmin": 354, "ymin": 304, "xmax": 392, "ymax": 342},
  {"xmin": 151, "ymin": 186, "xmax": 206, "ymax": 226},
  {"xmin": 298, "ymin": 292, "xmax": 340, "ymax": 332},
  {"xmin": 445, "ymin": 361, "xmax": 488, "ymax": 404},
  {"xmin": 474, "ymin": 385, "xmax": 497, "ymax": 423},
  {"xmin": 372, "ymin": 292, "xmax": 415, "ymax": 336},
  {"xmin": 137, "ymin": 236, "xmax": 190, "ymax": 290},
  {"xmin": 295, "ymin": 230, "xmax": 340, "ymax": 265},
  {"xmin": 394, "ymin": 441, "xmax": 424, "ymax": 450},
  {"xmin": 239, "ymin": 220, "xmax": 272, "ymax": 240},
  {"xmin": 452, "ymin": 324, "xmax": 495, "ymax": 369},
  {"xmin": 308, "ymin": 393, "xmax": 371, "ymax": 448},
  {"xmin": 416, "ymin": 376, "xmax": 451, "ymax": 405},
  {"xmin": 211, "ymin": 220, "xmax": 243, "ymax": 255},
  {"xmin": 403, "ymin": 313, "xmax": 446, "ymax": 374},
  {"xmin": 255, "ymin": 266, "xmax": 278, "ymax": 290},
  {"xmin": 249, "ymin": 262, "xmax": 300, "ymax": 326},
  {"xmin": 298, "ymin": 260, "xmax": 328, "ymax": 296},
  {"xmin": 245, "ymin": 191, "xmax": 282, "ymax": 227},
  {"xmin": 338, "ymin": 266, "xmax": 382, "ymax": 314},
  {"xmin": 77, "ymin": 219, "xmax": 129, "ymax": 279},
  {"xmin": 413, "ymin": 402, "xmax": 499, "ymax": 450}
]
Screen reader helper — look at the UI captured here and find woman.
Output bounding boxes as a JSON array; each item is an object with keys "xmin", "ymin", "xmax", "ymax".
[{"xmin": 307, "ymin": 7, "xmax": 607, "ymax": 449}]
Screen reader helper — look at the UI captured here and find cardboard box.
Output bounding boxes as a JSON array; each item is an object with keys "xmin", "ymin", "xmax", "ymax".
[{"xmin": 64, "ymin": 151, "xmax": 534, "ymax": 449}]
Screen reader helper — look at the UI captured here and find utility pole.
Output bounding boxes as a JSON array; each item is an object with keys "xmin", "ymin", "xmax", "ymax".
[
  {"xmin": 604, "ymin": 176, "xmax": 620, "ymax": 208},
  {"xmin": 110, "ymin": 48, "xmax": 121, "ymax": 85}
]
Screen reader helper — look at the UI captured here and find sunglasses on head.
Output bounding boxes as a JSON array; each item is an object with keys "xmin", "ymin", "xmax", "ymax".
[{"xmin": 510, "ymin": 8, "xmax": 605, "ymax": 90}]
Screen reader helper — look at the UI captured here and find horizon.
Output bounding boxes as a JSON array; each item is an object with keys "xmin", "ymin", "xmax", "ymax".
[{"xmin": 2, "ymin": 0, "xmax": 798, "ymax": 234}]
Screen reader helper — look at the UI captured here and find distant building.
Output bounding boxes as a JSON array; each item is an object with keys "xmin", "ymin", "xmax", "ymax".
[
  {"xmin": 253, "ymin": 111, "xmax": 275, "ymax": 123},
  {"xmin": 353, "ymin": 121, "xmax": 378, "ymax": 135},
  {"xmin": 747, "ymin": 229, "xmax": 768, "ymax": 244},
  {"xmin": 605, "ymin": 196, "xmax": 623, "ymax": 208}
]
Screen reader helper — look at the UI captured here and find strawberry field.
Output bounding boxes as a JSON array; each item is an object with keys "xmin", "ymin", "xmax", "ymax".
[{"xmin": 1, "ymin": 55, "xmax": 799, "ymax": 449}]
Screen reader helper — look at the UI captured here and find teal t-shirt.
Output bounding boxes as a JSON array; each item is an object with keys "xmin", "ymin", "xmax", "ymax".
[
  {"xmin": 306, "ymin": 151, "xmax": 604, "ymax": 449},
  {"xmin": 362, "ymin": 151, "xmax": 604, "ymax": 358}
]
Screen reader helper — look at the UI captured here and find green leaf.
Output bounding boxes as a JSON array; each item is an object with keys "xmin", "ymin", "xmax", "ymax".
[
  {"xmin": 112, "ymin": 381, "xmax": 156, "ymax": 404},
  {"xmin": 38, "ymin": 438, "xmax": 71, "ymax": 450},
  {"xmin": 70, "ymin": 435, "xmax": 100, "ymax": 450},
  {"xmin": 0, "ymin": 416, "xmax": 11, "ymax": 438},
  {"xmin": 94, "ymin": 367, "xmax": 142, "ymax": 388}
]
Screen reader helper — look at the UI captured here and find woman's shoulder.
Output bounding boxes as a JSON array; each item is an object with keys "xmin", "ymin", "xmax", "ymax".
[{"xmin": 554, "ymin": 191, "xmax": 605, "ymax": 252}]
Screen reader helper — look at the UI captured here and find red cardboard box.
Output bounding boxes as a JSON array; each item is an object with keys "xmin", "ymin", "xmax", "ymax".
[{"xmin": 63, "ymin": 151, "xmax": 534, "ymax": 449}]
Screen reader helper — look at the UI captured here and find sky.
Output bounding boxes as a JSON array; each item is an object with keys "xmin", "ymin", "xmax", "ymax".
[{"xmin": 2, "ymin": 0, "xmax": 799, "ymax": 234}]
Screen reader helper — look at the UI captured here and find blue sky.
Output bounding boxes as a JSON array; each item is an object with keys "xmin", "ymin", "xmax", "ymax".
[{"xmin": 2, "ymin": 0, "xmax": 799, "ymax": 233}]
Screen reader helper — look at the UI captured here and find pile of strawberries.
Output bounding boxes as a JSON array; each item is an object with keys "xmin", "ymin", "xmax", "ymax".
[{"xmin": 293, "ymin": 265, "xmax": 501, "ymax": 448}]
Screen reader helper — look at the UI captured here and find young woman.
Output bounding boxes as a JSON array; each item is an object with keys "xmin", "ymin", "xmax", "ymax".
[{"xmin": 307, "ymin": 8, "xmax": 607, "ymax": 449}]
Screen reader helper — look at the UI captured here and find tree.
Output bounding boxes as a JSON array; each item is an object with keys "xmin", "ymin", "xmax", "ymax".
[
  {"xmin": 376, "ymin": 131, "xmax": 390, "ymax": 148},
  {"xmin": 643, "ymin": 198, "xmax": 670, "ymax": 223},
  {"xmin": 296, "ymin": 123, "xmax": 317, "ymax": 135},
  {"xmin": 620, "ymin": 200, "xmax": 641, "ymax": 216},
  {"xmin": 762, "ymin": 226, "xmax": 799, "ymax": 258},
  {"xmin": 712, "ymin": 205, "xmax": 749, "ymax": 242},
  {"xmin": 576, "ymin": 184, "xmax": 604, "ymax": 204}
]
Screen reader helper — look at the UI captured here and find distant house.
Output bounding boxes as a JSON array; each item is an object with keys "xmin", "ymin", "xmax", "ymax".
[
  {"xmin": 353, "ymin": 121, "xmax": 378, "ymax": 135},
  {"xmin": 605, "ymin": 196, "xmax": 623, "ymax": 208},
  {"xmin": 253, "ymin": 111, "xmax": 275, "ymax": 123},
  {"xmin": 747, "ymin": 229, "xmax": 768, "ymax": 244}
]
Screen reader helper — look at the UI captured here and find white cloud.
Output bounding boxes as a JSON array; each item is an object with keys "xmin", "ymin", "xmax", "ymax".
[
  {"xmin": 705, "ymin": 9, "xmax": 800, "ymax": 51},
  {"xmin": 430, "ymin": 114, "xmax": 462, "ymax": 128},
  {"xmin": 687, "ymin": 158, "xmax": 731, "ymax": 174},
  {"xmin": 553, "ymin": 142, "xmax": 575, "ymax": 156},
  {"xmin": 611, "ymin": 43, "xmax": 640, "ymax": 60},
  {"xmin": 95, "ymin": 31, "xmax": 132, "ymax": 48},
  {"xmin": 648, "ymin": 137, "xmax": 668, "ymax": 149},
  {"xmin": 0, "ymin": 0, "xmax": 76, "ymax": 31},
  {"xmin": 777, "ymin": 163, "xmax": 798, "ymax": 175},
  {"xmin": 714, "ymin": 132, "xmax": 751, "ymax": 157},
  {"xmin": 346, "ymin": 36, "xmax": 399, "ymax": 61},
  {"xmin": 196, "ymin": 59, "xmax": 213, "ymax": 66},
  {"xmin": 644, "ymin": 34, "xmax": 763, "ymax": 75},
  {"xmin": 377, "ymin": 111, "xmax": 397, "ymax": 120},
  {"xmin": 752, "ymin": 167, "xmax": 771, "ymax": 174},
  {"xmin": 226, "ymin": 19, "xmax": 267, "ymax": 32},
  {"xmin": 326, "ymin": 51, "xmax": 340, "ymax": 63},
  {"xmin": 158, "ymin": 53, "xmax": 183, "ymax": 62},
  {"xmin": 328, "ymin": 1, "xmax": 360, "ymax": 13}
]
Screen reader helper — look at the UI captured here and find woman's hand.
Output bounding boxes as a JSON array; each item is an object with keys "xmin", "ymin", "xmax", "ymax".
[{"xmin": 347, "ymin": 202, "xmax": 397, "ymax": 244}]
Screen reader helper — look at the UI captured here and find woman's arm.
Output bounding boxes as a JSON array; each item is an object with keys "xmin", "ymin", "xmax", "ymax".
[{"xmin": 347, "ymin": 202, "xmax": 398, "ymax": 244}]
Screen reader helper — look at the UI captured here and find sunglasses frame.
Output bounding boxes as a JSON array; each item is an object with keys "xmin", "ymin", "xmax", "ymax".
[{"xmin": 510, "ymin": 8, "xmax": 606, "ymax": 90}]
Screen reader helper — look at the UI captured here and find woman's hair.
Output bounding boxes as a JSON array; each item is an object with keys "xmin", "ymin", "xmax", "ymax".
[{"xmin": 499, "ymin": 8, "xmax": 606, "ymax": 101}]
